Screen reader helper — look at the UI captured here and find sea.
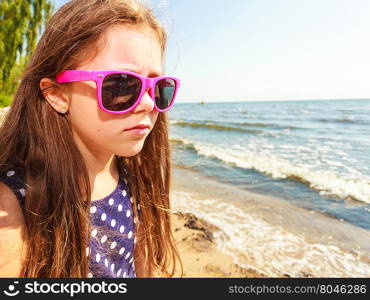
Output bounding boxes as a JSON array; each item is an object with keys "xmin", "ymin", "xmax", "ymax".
[{"xmin": 168, "ymin": 99, "xmax": 370, "ymax": 277}]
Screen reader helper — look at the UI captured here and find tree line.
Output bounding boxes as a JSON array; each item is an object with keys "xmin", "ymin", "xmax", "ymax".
[{"xmin": 0, "ymin": 0, "xmax": 54, "ymax": 107}]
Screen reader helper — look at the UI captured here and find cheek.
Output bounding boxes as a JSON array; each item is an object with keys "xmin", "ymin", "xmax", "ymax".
[
  {"xmin": 152, "ymin": 111, "xmax": 159, "ymax": 124},
  {"xmin": 68, "ymin": 82, "xmax": 98, "ymax": 115},
  {"xmin": 68, "ymin": 92, "xmax": 110, "ymax": 143}
]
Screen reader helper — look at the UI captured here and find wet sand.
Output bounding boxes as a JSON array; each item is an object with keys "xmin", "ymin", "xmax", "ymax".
[{"xmin": 170, "ymin": 211, "xmax": 266, "ymax": 278}]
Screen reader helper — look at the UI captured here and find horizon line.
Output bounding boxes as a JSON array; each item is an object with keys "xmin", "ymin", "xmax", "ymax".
[{"xmin": 176, "ymin": 97, "xmax": 370, "ymax": 104}]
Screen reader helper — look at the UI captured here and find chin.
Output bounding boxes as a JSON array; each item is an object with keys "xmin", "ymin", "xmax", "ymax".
[{"xmin": 117, "ymin": 141, "xmax": 145, "ymax": 157}]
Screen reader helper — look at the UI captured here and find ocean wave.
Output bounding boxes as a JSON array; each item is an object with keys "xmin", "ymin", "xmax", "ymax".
[
  {"xmin": 314, "ymin": 118, "xmax": 368, "ymax": 124},
  {"xmin": 230, "ymin": 121, "xmax": 271, "ymax": 127},
  {"xmin": 170, "ymin": 138, "xmax": 370, "ymax": 204},
  {"xmin": 169, "ymin": 120, "xmax": 264, "ymax": 134},
  {"xmin": 171, "ymin": 191, "xmax": 370, "ymax": 277},
  {"xmin": 169, "ymin": 119, "xmax": 300, "ymax": 132},
  {"xmin": 238, "ymin": 121, "xmax": 301, "ymax": 130}
]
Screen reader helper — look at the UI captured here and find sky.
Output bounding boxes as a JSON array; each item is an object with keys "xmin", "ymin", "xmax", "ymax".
[{"xmin": 53, "ymin": 0, "xmax": 370, "ymax": 103}]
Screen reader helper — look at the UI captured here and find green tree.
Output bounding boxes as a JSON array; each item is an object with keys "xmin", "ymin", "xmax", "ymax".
[{"xmin": 0, "ymin": 0, "xmax": 54, "ymax": 97}]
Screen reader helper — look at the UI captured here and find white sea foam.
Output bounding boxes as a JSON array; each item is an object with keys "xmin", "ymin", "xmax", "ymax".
[
  {"xmin": 171, "ymin": 138, "xmax": 370, "ymax": 204},
  {"xmin": 171, "ymin": 190, "xmax": 370, "ymax": 277}
]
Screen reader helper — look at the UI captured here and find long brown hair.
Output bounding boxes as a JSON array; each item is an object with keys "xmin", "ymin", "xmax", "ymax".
[{"xmin": 0, "ymin": 0, "xmax": 182, "ymax": 278}]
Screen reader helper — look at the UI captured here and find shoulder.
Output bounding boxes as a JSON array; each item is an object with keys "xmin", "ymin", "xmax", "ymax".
[
  {"xmin": 0, "ymin": 169, "xmax": 25, "ymax": 251},
  {"xmin": 0, "ymin": 181, "xmax": 25, "ymax": 227},
  {"xmin": 0, "ymin": 181, "xmax": 27, "ymax": 277}
]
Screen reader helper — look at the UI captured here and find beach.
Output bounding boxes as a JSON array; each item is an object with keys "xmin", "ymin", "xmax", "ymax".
[
  {"xmin": 169, "ymin": 164, "xmax": 370, "ymax": 278},
  {"xmin": 170, "ymin": 211, "xmax": 266, "ymax": 278},
  {"xmin": 169, "ymin": 164, "xmax": 280, "ymax": 278},
  {"xmin": 166, "ymin": 100, "xmax": 370, "ymax": 278}
]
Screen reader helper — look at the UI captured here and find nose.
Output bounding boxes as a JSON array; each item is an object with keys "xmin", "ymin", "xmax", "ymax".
[{"xmin": 132, "ymin": 88, "xmax": 155, "ymax": 113}]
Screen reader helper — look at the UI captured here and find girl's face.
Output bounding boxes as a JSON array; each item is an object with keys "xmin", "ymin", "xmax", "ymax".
[{"xmin": 66, "ymin": 25, "xmax": 163, "ymax": 159}]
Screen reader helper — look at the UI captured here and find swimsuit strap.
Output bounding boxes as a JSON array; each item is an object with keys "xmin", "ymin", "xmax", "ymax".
[{"xmin": 0, "ymin": 166, "xmax": 26, "ymax": 206}]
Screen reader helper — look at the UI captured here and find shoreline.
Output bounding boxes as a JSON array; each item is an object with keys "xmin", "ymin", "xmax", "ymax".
[
  {"xmin": 169, "ymin": 164, "xmax": 370, "ymax": 278},
  {"xmin": 170, "ymin": 211, "xmax": 268, "ymax": 278}
]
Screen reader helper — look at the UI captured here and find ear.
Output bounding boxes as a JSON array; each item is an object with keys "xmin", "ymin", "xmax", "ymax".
[{"xmin": 39, "ymin": 78, "xmax": 70, "ymax": 114}]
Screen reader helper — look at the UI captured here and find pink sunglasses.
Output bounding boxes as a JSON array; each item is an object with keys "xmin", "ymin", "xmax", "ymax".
[{"xmin": 55, "ymin": 70, "xmax": 180, "ymax": 114}]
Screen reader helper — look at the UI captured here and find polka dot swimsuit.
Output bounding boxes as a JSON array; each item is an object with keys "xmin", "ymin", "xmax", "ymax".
[
  {"xmin": 88, "ymin": 165, "xmax": 139, "ymax": 278},
  {"xmin": 0, "ymin": 164, "xmax": 140, "ymax": 278}
]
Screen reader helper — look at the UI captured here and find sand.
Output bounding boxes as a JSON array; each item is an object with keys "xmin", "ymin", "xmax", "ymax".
[
  {"xmin": 170, "ymin": 211, "xmax": 266, "ymax": 278},
  {"xmin": 168, "ymin": 164, "xmax": 270, "ymax": 278}
]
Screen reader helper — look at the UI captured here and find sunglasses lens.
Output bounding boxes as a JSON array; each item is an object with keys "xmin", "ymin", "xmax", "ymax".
[
  {"xmin": 102, "ymin": 74, "xmax": 142, "ymax": 111},
  {"xmin": 155, "ymin": 78, "xmax": 176, "ymax": 110}
]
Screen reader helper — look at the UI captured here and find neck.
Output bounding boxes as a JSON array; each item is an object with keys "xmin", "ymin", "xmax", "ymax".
[
  {"xmin": 87, "ymin": 154, "xmax": 118, "ymax": 180},
  {"xmin": 72, "ymin": 133, "xmax": 119, "ymax": 199}
]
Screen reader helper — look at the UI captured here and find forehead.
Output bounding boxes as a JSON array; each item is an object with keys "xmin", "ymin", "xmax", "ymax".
[{"xmin": 79, "ymin": 24, "xmax": 163, "ymax": 76}]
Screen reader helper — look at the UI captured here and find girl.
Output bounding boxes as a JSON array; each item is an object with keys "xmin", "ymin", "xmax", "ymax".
[{"xmin": 0, "ymin": 0, "xmax": 183, "ymax": 278}]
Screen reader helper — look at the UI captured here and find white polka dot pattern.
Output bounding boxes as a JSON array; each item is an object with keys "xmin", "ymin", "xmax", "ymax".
[
  {"xmin": 19, "ymin": 188, "xmax": 25, "ymax": 197},
  {"xmin": 110, "ymin": 241, "xmax": 117, "ymax": 249},
  {"xmin": 7, "ymin": 170, "xmax": 15, "ymax": 177}
]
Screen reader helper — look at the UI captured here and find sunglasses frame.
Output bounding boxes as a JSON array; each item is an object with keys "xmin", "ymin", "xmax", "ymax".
[{"xmin": 55, "ymin": 70, "xmax": 180, "ymax": 114}]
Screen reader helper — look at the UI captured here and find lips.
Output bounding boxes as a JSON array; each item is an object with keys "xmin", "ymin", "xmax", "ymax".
[{"xmin": 124, "ymin": 124, "xmax": 150, "ymax": 131}]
